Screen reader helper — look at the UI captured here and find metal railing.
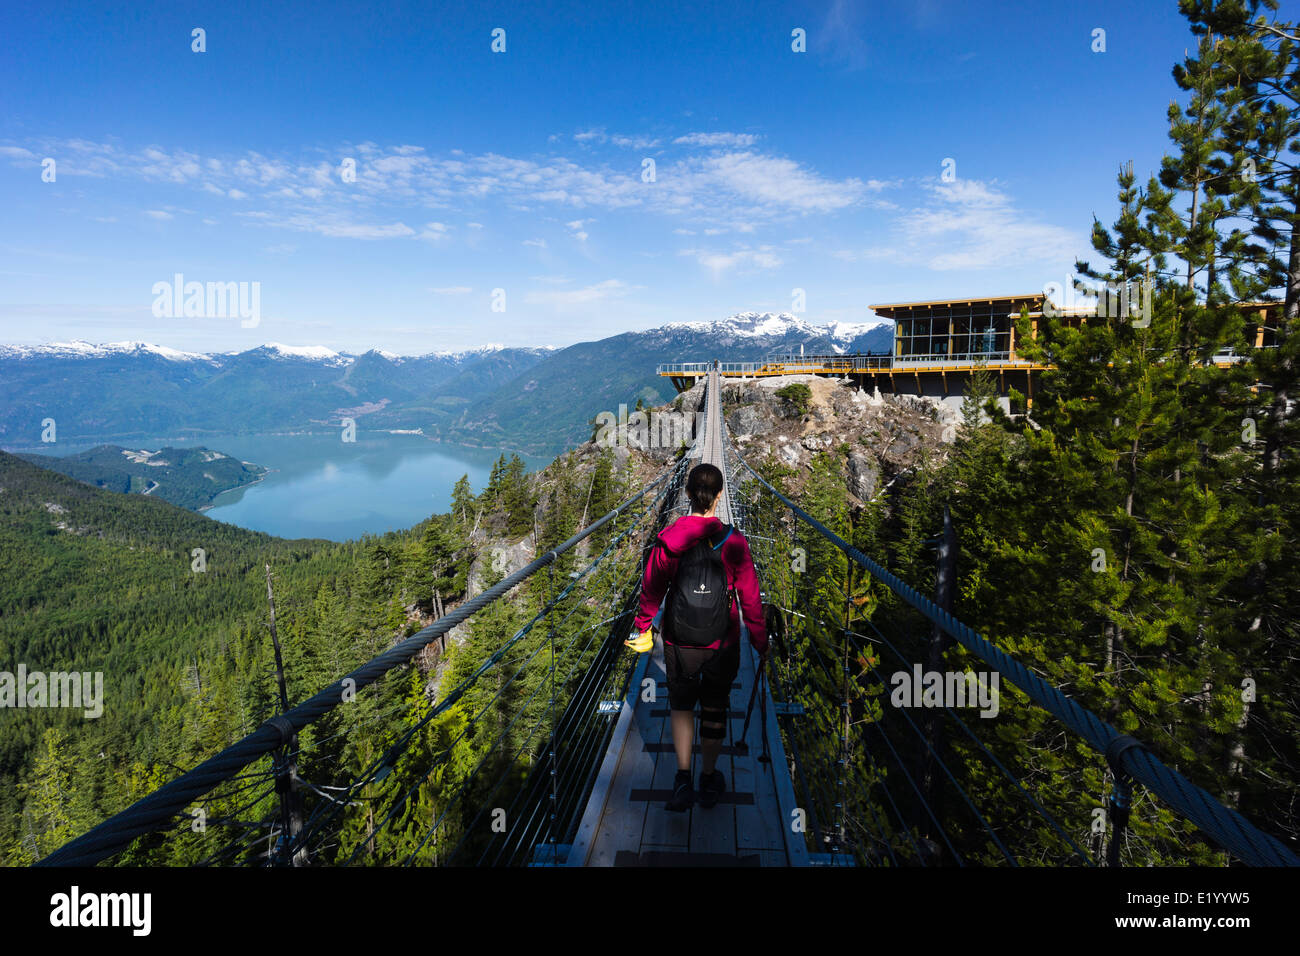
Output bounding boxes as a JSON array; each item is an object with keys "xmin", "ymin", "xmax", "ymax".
[{"xmin": 658, "ymin": 352, "xmax": 1034, "ymax": 379}]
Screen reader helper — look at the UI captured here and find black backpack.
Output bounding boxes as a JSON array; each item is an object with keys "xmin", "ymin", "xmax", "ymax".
[{"xmin": 660, "ymin": 524, "xmax": 735, "ymax": 647}]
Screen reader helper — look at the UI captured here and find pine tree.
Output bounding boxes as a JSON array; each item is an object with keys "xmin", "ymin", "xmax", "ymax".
[
  {"xmin": 1176, "ymin": 0, "xmax": 1300, "ymax": 837},
  {"xmin": 18, "ymin": 727, "xmax": 78, "ymax": 861},
  {"xmin": 584, "ymin": 451, "xmax": 617, "ymax": 546},
  {"xmin": 500, "ymin": 455, "xmax": 534, "ymax": 538},
  {"xmin": 450, "ymin": 474, "xmax": 475, "ymax": 528},
  {"xmin": 484, "ymin": 454, "xmax": 507, "ymax": 506},
  {"xmin": 1150, "ymin": 31, "xmax": 1233, "ymax": 296},
  {"xmin": 982, "ymin": 144, "xmax": 1272, "ymax": 860}
]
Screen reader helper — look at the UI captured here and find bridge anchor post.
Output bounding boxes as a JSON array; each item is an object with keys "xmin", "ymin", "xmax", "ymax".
[{"xmin": 1104, "ymin": 735, "xmax": 1148, "ymax": 867}]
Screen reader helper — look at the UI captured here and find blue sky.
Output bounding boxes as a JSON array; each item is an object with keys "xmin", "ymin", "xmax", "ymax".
[{"xmin": 0, "ymin": 0, "xmax": 1216, "ymax": 354}]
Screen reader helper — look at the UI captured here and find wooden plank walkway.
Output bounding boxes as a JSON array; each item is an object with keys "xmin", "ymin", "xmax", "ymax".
[{"xmin": 566, "ymin": 365, "xmax": 809, "ymax": 867}]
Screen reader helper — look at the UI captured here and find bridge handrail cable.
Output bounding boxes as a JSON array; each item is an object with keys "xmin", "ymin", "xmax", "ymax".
[
  {"xmin": 37, "ymin": 464, "xmax": 682, "ymax": 868},
  {"xmin": 729, "ymin": 445, "xmax": 1299, "ymax": 868}
]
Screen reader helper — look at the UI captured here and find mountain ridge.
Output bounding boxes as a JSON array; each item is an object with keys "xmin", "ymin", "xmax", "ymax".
[
  {"xmin": 0, "ymin": 312, "xmax": 895, "ymax": 455},
  {"xmin": 0, "ymin": 312, "xmax": 890, "ymax": 362},
  {"xmin": 0, "ymin": 340, "xmax": 558, "ymax": 364}
]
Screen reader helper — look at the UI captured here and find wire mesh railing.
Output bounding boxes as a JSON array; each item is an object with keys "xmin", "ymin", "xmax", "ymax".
[
  {"xmin": 38, "ymin": 453, "xmax": 692, "ymax": 867},
  {"xmin": 722, "ymin": 428, "xmax": 1298, "ymax": 868}
]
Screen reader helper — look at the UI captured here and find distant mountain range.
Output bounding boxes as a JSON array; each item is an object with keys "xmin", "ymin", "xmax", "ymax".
[
  {"xmin": 0, "ymin": 340, "xmax": 526, "ymax": 364},
  {"xmin": 0, "ymin": 313, "xmax": 892, "ymax": 456}
]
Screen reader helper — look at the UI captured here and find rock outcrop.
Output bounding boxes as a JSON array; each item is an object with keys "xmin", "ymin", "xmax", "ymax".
[{"xmin": 717, "ymin": 374, "xmax": 951, "ymax": 504}]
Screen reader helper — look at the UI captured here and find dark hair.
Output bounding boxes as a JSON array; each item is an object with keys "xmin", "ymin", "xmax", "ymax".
[{"xmin": 686, "ymin": 463, "xmax": 723, "ymax": 514}]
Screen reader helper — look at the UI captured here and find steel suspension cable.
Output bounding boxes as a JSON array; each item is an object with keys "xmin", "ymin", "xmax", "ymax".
[
  {"xmin": 729, "ymin": 444, "xmax": 1299, "ymax": 868},
  {"xmin": 38, "ymin": 464, "xmax": 679, "ymax": 868}
]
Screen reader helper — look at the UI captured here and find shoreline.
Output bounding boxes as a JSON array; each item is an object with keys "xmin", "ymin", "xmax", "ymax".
[
  {"xmin": 2, "ymin": 429, "xmax": 554, "ymax": 465},
  {"xmin": 198, "ymin": 469, "xmax": 273, "ymax": 512}
]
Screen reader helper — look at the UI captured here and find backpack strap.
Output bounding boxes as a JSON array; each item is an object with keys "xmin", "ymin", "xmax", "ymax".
[
  {"xmin": 658, "ymin": 524, "xmax": 732, "ymax": 556},
  {"xmin": 710, "ymin": 524, "xmax": 737, "ymax": 606}
]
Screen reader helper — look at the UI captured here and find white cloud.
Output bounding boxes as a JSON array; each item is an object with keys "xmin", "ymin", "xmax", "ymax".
[
  {"xmin": 313, "ymin": 220, "xmax": 416, "ymax": 239},
  {"xmin": 896, "ymin": 179, "xmax": 1083, "ymax": 270},
  {"xmin": 688, "ymin": 152, "xmax": 869, "ymax": 213},
  {"xmin": 611, "ymin": 134, "xmax": 661, "ymax": 149},
  {"xmin": 681, "ymin": 245, "xmax": 784, "ymax": 275},
  {"xmin": 573, "ymin": 129, "xmax": 661, "ymax": 150},
  {"xmin": 820, "ymin": 0, "xmax": 872, "ymax": 71},
  {"xmin": 11, "ymin": 136, "xmax": 887, "ymax": 244},
  {"xmin": 144, "ymin": 210, "xmax": 173, "ymax": 220},
  {"xmin": 675, "ymin": 132, "xmax": 758, "ymax": 148},
  {"xmin": 238, "ymin": 210, "xmax": 416, "ymax": 239},
  {"xmin": 833, "ymin": 247, "xmax": 901, "ymax": 262},
  {"xmin": 523, "ymin": 237, "xmax": 547, "ymax": 248},
  {"xmin": 524, "ymin": 278, "xmax": 628, "ymax": 307}
]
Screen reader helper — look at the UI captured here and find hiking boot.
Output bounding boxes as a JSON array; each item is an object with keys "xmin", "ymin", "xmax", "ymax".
[
  {"xmin": 698, "ymin": 769, "xmax": 725, "ymax": 809},
  {"xmin": 666, "ymin": 769, "xmax": 694, "ymax": 812}
]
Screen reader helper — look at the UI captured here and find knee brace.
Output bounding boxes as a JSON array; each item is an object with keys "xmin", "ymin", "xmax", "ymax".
[{"xmin": 699, "ymin": 705, "xmax": 727, "ymax": 739}]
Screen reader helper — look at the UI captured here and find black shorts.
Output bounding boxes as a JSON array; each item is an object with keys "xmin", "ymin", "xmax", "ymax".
[{"xmin": 664, "ymin": 641, "xmax": 740, "ymax": 712}]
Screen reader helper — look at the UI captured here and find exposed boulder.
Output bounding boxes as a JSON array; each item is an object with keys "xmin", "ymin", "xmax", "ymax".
[
  {"xmin": 728, "ymin": 404, "xmax": 767, "ymax": 437},
  {"xmin": 846, "ymin": 449, "xmax": 880, "ymax": 501}
]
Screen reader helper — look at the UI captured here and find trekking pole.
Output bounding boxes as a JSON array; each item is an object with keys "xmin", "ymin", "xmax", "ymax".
[
  {"xmin": 732, "ymin": 651, "xmax": 767, "ymax": 756},
  {"xmin": 757, "ymin": 656, "xmax": 771, "ymax": 764}
]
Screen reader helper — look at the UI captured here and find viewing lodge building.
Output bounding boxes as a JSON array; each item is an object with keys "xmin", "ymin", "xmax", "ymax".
[{"xmin": 657, "ymin": 293, "xmax": 1283, "ymax": 414}]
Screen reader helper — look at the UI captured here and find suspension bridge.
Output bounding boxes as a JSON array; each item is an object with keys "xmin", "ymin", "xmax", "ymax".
[{"xmin": 35, "ymin": 365, "xmax": 1299, "ymax": 868}]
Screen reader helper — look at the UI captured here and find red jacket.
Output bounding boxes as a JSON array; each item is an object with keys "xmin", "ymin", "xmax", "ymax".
[{"xmin": 634, "ymin": 514, "xmax": 768, "ymax": 654}]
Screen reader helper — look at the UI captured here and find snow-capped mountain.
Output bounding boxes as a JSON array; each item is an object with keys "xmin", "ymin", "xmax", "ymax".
[
  {"xmin": 256, "ymin": 343, "xmax": 351, "ymax": 365},
  {"xmin": 0, "ymin": 340, "xmax": 216, "ymax": 362},
  {"xmin": 0, "ymin": 337, "xmax": 564, "ymax": 447},
  {"xmin": 0, "ymin": 311, "xmax": 895, "ymax": 455},
  {"xmin": 661, "ymin": 311, "xmax": 892, "ymax": 353},
  {"xmin": 824, "ymin": 318, "xmax": 892, "ymax": 340},
  {"xmin": 0, "ymin": 340, "xmax": 554, "ymax": 366},
  {"xmin": 430, "ymin": 342, "xmax": 507, "ymax": 359},
  {"xmin": 440, "ymin": 310, "xmax": 896, "ymax": 455}
]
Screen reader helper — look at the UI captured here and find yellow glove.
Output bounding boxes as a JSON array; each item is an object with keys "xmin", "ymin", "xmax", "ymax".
[{"xmin": 624, "ymin": 629, "xmax": 654, "ymax": 653}]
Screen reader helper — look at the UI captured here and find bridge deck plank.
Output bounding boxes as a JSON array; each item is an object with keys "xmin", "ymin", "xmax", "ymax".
[
  {"xmin": 576, "ymin": 366, "xmax": 801, "ymax": 867},
  {"xmin": 732, "ymin": 645, "xmax": 792, "ymax": 859},
  {"xmin": 580, "ymin": 652, "xmax": 662, "ymax": 866}
]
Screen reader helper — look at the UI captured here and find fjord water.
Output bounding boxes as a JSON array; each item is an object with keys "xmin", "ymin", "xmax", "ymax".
[{"xmin": 11, "ymin": 433, "xmax": 550, "ymax": 541}]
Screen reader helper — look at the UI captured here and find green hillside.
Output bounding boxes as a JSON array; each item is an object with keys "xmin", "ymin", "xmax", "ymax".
[
  {"xmin": 18, "ymin": 444, "xmax": 268, "ymax": 511},
  {"xmin": 0, "ymin": 443, "xmax": 638, "ymax": 864},
  {"xmin": 0, "ymin": 450, "xmax": 348, "ymax": 860}
]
